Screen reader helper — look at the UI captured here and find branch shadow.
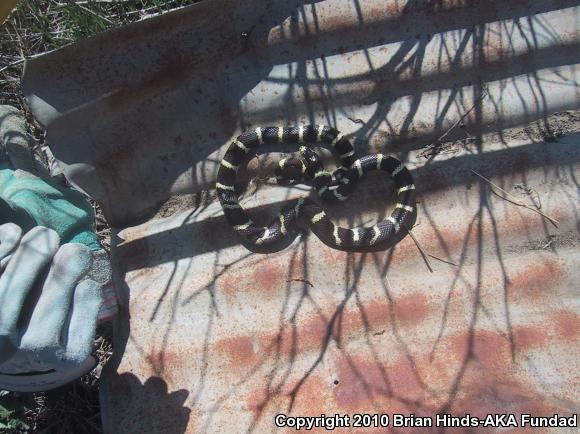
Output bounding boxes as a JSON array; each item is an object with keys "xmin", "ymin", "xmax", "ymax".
[
  {"xmin": 22, "ymin": 0, "xmax": 579, "ymax": 226},
  {"xmin": 89, "ymin": 1, "xmax": 580, "ymax": 431}
]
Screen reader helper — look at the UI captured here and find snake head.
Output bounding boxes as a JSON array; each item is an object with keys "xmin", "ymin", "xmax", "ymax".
[{"xmin": 298, "ymin": 146, "xmax": 324, "ymax": 178}]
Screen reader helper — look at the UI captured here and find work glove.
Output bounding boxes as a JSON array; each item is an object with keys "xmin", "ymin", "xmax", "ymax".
[
  {"xmin": 0, "ymin": 105, "xmax": 116, "ymax": 391},
  {"xmin": 0, "ymin": 224, "xmax": 102, "ymax": 391}
]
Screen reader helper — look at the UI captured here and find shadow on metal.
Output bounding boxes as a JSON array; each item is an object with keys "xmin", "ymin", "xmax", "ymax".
[
  {"xmin": 19, "ymin": 0, "xmax": 580, "ymax": 433},
  {"xmin": 114, "ymin": 135, "xmax": 578, "ymax": 265},
  {"xmin": 101, "ymin": 126, "xmax": 578, "ymax": 432},
  {"xmin": 22, "ymin": 0, "xmax": 580, "ymax": 225},
  {"xmin": 100, "ymin": 372, "xmax": 190, "ymax": 433}
]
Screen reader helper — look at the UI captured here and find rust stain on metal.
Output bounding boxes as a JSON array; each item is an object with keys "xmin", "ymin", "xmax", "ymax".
[
  {"xmin": 17, "ymin": 0, "xmax": 579, "ymax": 432},
  {"xmin": 247, "ymin": 374, "xmax": 329, "ymax": 420},
  {"xmin": 506, "ymin": 258, "xmax": 567, "ymax": 299},
  {"xmin": 553, "ymin": 310, "xmax": 580, "ymax": 342},
  {"xmin": 333, "ymin": 355, "xmax": 428, "ymax": 409},
  {"xmin": 215, "ymin": 335, "xmax": 257, "ymax": 368},
  {"xmin": 219, "ymin": 260, "xmax": 288, "ymax": 298},
  {"xmin": 512, "ymin": 325, "xmax": 549, "ymax": 349}
]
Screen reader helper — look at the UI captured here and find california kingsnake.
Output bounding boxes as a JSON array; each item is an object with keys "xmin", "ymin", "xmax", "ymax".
[{"xmin": 216, "ymin": 125, "xmax": 416, "ymax": 251}]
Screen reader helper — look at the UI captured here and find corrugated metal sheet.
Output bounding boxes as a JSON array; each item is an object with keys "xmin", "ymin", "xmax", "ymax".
[
  {"xmin": 22, "ymin": 0, "xmax": 579, "ymax": 225},
  {"xmin": 101, "ymin": 124, "xmax": 579, "ymax": 433},
  {"xmin": 20, "ymin": 0, "xmax": 579, "ymax": 433}
]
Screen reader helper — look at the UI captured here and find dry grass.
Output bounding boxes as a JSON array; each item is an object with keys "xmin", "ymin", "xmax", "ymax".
[
  {"xmin": 1, "ymin": 0, "xmax": 201, "ymax": 145},
  {"xmin": 0, "ymin": 1, "xmax": 200, "ymax": 432}
]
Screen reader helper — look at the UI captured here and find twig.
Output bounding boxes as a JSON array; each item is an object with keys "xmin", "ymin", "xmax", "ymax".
[
  {"xmin": 71, "ymin": 0, "xmax": 135, "ymax": 3},
  {"xmin": 438, "ymin": 88, "xmax": 488, "ymax": 144},
  {"xmin": 514, "ymin": 183, "xmax": 542, "ymax": 210},
  {"xmin": 286, "ymin": 278, "xmax": 314, "ymax": 288},
  {"xmin": 471, "ymin": 170, "xmax": 559, "ymax": 228},
  {"xmin": 0, "ymin": 58, "xmax": 25, "ymax": 74},
  {"xmin": 541, "ymin": 237, "xmax": 555, "ymax": 249},
  {"xmin": 427, "ymin": 253, "xmax": 458, "ymax": 267},
  {"xmin": 70, "ymin": 2, "xmax": 115, "ymax": 25},
  {"xmin": 347, "ymin": 116, "xmax": 365, "ymax": 125},
  {"xmin": 542, "ymin": 240, "xmax": 554, "ymax": 249},
  {"xmin": 405, "ymin": 226, "xmax": 433, "ymax": 273},
  {"xmin": 418, "ymin": 88, "xmax": 488, "ymax": 158}
]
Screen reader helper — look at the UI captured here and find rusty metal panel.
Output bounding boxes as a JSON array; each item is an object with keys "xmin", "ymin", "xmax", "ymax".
[
  {"xmin": 18, "ymin": 0, "xmax": 580, "ymax": 433},
  {"xmin": 99, "ymin": 121, "xmax": 579, "ymax": 433},
  {"xmin": 21, "ymin": 0, "xmax": 580, "ymax": 226}
]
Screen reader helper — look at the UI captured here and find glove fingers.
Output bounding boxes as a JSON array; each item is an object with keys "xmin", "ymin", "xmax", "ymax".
[
  {"xmin": 19, "ymin": 243, "xmax": 93, "ymax": 353},
  {"xmin": 0, "ymin": 227, "xmax": 60, "ymax": 336},
  {"xmin": 60, "ymin": 279, "xmax": 102, "ymax": 366},
  {"xmin": 0, "ymin": 223, "xmax": 22, "ymax": 269}
]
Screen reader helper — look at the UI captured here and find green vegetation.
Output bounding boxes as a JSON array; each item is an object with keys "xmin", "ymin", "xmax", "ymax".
[{"xmin": 1, "ymin": 0, "xmax": 200, "ymax": 109}]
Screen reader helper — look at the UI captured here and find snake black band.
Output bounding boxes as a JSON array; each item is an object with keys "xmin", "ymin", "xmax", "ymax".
[{"xmin": 216, "ymin": 125, "xmax": 416, "ymax": 251}]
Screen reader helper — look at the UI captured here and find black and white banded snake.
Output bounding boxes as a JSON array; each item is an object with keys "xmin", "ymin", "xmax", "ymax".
[{"xmin": 216, "ymin": 125, "xmax": 416, "ymax": 251}]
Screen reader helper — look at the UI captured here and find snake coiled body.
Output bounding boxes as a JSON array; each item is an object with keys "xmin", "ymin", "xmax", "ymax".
[{"xmin": 216, "ymin": 125, "xmax": 416, "ymax": 251}]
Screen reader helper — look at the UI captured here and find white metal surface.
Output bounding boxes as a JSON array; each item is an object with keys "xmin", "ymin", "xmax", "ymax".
[
  {"xmin": 19, "ymin": 1, "xmax": 580, "ymax": 433},
  {"xmin": 22, "ymin": 0, "xmax": 580, "ymax": 225}
]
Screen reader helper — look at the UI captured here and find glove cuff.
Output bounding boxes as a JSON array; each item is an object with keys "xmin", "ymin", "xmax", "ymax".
[{"xmin": 0, "ymin": 355, "xmax": 96, "ymax": 392}]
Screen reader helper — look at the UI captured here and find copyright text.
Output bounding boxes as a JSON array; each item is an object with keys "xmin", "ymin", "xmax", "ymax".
[{"xmin": 274, "ymin": 413, "xmax": 577, "ymax": 430}]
